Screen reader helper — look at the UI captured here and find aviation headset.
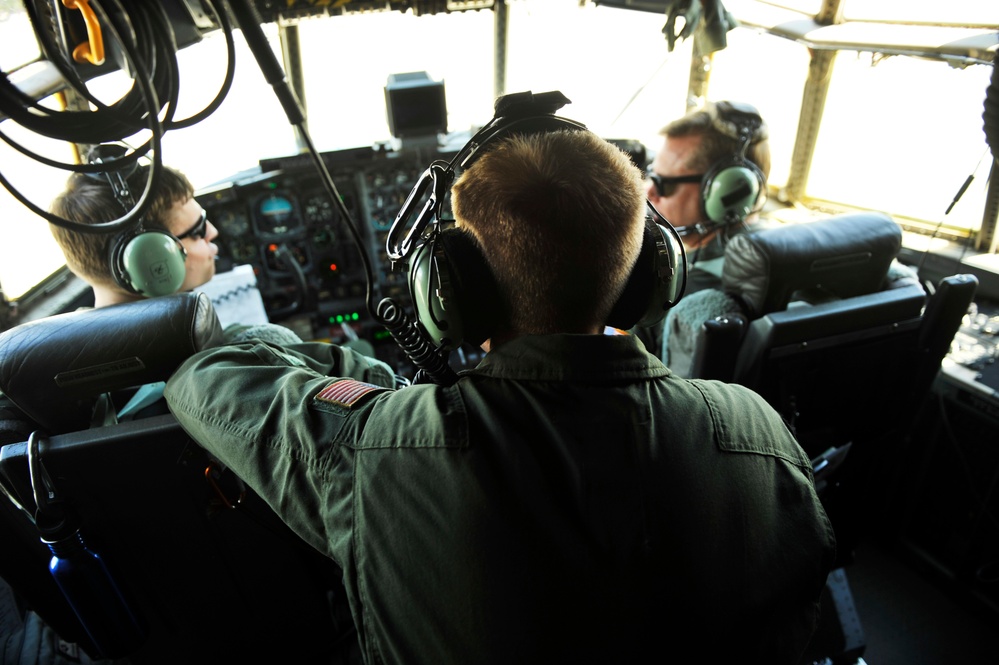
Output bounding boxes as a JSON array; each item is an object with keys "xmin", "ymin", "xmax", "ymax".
[
  {"xmin": 86, "ymin": 144, "xmax": 188, "ymax": 297},
  {"xmin": 696, "ymin": 100, "xmax": 768, "ymax": 229},
  {"xmin": 385, "ymin": 90, "xmax": 687, "ymax": 352}
]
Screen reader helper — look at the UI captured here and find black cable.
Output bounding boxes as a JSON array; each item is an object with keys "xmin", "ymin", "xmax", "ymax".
[
  {"xmin": 296, "ymin": 126, "xmax": 381, "ymax": 321},
  {"xmin": 291, "ymin": 58, "xmax": 457, "ymax": 385},
  {"xmin": 375, "ymin": 298, "xmax": 458, "ymax": 385},
  {"xmin": 167, "ymin": 1, "xmax": 236, "ymax": 130},
  {"xmin": 0, "ymin": 0, "xmax": 237, "ymax": 235},
  {"xmin": 0, "ymin": 138, "xmax": 164, "ymax": 236},
  {"xmin": 0, "ymin": 0, "xmax": 165, "ymax": 144},
  {"xmin": 0, "ymin": 0, "xmax": 164, "ymax": 233},
  {"xmin": 294, "ymin": 134, "xmax": 441, "ymax": 386},
  {"xmin": 222, "ymin": 0, "xmax": 379, "ymax": 315},
  {"xmin": 265, "ymin": 243, "xmax": 307, "ymax": 321},
  {"xmin": 225, "ymin": 0, "xmax": 462, "ymax": 384}
]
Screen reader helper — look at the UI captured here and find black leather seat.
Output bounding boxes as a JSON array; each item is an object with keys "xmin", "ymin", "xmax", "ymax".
[
  {"xmin": 0, "ymin": 292, "xmax": 223, "ymax": 435},
  {"xmin": 0, "ymin": 293, "xmax": 355, "ymax": 664},
  {"xmin": 683, "ymin": 213, "xmax": 978, "ymax": 665},
  {"xmin": 690, "ymin": 213, "xmax": 975, "ymax": 465}
]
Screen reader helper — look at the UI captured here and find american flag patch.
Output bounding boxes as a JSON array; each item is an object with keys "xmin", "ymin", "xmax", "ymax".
[{"xmin": 315, "ymin": 380, "xmax": 384, "ymax": 408}]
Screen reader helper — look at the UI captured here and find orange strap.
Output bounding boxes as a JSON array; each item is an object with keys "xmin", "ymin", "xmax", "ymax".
[{"xmin": 62, "ymin": 0, "xmax": 105, "ymax": 66}]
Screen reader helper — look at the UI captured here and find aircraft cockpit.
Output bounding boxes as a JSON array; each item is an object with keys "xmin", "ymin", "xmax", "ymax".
[{"xmin": 0, "ymin": 2, "xmax": 998, "ymax": 664}]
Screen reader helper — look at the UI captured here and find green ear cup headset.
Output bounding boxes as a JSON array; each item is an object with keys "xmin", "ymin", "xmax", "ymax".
[
  {"xmin": 386, "ymin": 90, "xmax": 687, "ymax": 354},
  {"xmin": 88, "ymin": 144, "xmax": 188, "ymax": 297},
  {"xmin": 698, "ymin": 100, "xmax": 768, "ymax": 228}
]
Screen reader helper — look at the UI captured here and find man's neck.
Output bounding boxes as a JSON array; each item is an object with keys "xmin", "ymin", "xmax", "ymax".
[
  {"xmin": 92, "ymin": 285, "xmax": 142, "ymax": 308},
  {"xmin": 486, "ymin": 323, "xmax": 605, "ymax": 351}
]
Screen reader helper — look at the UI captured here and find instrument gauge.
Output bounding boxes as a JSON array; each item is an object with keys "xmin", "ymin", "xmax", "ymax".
[
  {"xmin": 216, "ymin": 210, "xmax": 250, "ymax": 237},
  {"xmin": 304, "ymin": 195, "xmax": 334, "ymax": 224},
  {"xmin": 255, "ymin": 194, "xmax": 298, "ymax": 234},
  {"xmin": 228, "ymin": 241, "xmax": 259, "ymax": 263}
]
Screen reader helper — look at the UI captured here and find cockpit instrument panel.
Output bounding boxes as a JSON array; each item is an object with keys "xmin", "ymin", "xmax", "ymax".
[{"xmin": 195, "ymin": 145, "xmax": 468, "ymax": 377}]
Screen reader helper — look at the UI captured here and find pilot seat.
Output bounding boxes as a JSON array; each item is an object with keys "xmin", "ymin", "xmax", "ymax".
[
  {"xmin": 0, "ymin": 293, "xmax": 358, "ymax": 664},
  {"xmin": 680, "ymin": 211, "xmax": 978, "ymax": 664}
]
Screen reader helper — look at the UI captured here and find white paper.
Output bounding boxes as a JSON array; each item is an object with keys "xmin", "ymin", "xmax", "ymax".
[{"xmin": 195, "ymin": 264, "xmax": 270, "ymax": 329}]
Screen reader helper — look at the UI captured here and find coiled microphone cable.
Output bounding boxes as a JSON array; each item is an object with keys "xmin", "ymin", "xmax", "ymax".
[{"xmin": 375, "ymin": 298, "xmax": 457, "ymax": 385}]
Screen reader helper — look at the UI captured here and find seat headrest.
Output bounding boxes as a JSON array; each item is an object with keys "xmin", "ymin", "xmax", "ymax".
[
  {"xmin": 721, "ymin": 212, "xmax": 902, "ymax": 317},
  {"xmin": 0, "ymin": 292, "xmax": 223, "ymax": 435}
]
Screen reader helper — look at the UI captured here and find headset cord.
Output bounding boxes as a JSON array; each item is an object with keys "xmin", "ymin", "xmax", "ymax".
[{"xmin": 264, "ymin": 244, "xmax": 308, "ymax": 322}]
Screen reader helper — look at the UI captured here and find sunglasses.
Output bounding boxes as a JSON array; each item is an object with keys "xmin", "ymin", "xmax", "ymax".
[
  {"xmin": 647, "ymin": 171, "xmax": 704, "ymax": 198},
  {"xmin": 176, "ymin": 209, "xmax": 209, "ymax": 240}
]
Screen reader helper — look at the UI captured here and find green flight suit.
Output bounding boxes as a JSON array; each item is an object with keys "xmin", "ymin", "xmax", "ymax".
[{"xmin": 165, "ymin": 334, "xmax": 835, "ymax": 665}]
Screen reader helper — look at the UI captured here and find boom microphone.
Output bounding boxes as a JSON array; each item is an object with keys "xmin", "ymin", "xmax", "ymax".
[{"xmin": 225, "ymin": 0, "xmax": 305, "ymax": 125}]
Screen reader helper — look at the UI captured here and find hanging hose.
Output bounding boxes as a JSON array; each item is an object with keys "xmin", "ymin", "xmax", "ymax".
[{"xmin": 0, "ymin": 0, "xmax": 235, "ymax": 234}]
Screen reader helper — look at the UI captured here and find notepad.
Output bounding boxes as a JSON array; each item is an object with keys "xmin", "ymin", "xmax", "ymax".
[{"xmin": 195, "ymin": 264, "xmax": 270, "ymax": 329}]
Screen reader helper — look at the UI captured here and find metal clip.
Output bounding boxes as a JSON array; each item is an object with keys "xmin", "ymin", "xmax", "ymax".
[
  {"xmin": 27, "ymin": 430, "xmax": 60, "ymax": 517},
  {"xmin": 204, "ymin": 461, "xmax": 246, "ymax": 509}
]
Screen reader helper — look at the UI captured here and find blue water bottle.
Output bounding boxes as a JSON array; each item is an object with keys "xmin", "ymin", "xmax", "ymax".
[{"xmin": 39, "ymin": 514, "xmax": 146, "ymax": 659}]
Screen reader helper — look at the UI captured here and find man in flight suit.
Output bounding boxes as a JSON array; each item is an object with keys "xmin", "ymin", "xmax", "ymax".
[
  {"xmin": 165, "ymin": 98, "xmax": 835, "ymax": 664},
  {"xmin": 637, "ymin": 100, "xmax": 774, "ymax": 366}
]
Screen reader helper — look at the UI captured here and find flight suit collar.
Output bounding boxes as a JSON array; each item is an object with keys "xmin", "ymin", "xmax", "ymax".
[{"xmin": 471, "ymin": 333, "xmax": 670, "ymax": 382}]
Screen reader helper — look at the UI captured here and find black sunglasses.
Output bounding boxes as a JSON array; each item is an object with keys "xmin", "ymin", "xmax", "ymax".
[
  {"xmin": 176, "ymin": 209, "xmax": 209, "ymax": 240},
  {"xmin": 647, "ymin": 171, "xmax": 704, "ymax": 198}
]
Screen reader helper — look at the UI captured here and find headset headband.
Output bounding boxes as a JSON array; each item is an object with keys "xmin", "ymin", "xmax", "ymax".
[
  {"xmin": 83, "ymin": 144, "xmax": 141, "ymax": 213},
  {"xmin": 385, "ymin": 91, "xmax": 586, "ymax": 263},
  {"xmin": 709, "ymin": 101, "xmax": 768, "ymax": 148}
]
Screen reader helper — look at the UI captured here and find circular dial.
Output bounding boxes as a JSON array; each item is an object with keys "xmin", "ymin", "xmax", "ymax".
[
  {"xmin": 303, "ymin": 195, "xmax": 335, "ymax": 224},
  {"xmin": 215, "ymin": 210, "xmax": 250, "ymax": 237},
  {"xmin": 256, "ymin": 194, "xmax": 297, "ymax": 234}
]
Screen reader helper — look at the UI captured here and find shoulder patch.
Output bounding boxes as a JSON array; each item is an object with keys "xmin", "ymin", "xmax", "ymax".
[{"xmin": 314, "ymin": 379, "xmax": 386, "ymax": 409}]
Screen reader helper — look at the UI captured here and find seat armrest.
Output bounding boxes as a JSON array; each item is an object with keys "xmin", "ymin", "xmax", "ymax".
[
  {"xmin": 732, "ymin": 284, "xmax": 927, "ymax": 390},
  {"xmin": 690, "ymin": 314, "xmax": 747, "ymax": 382}
]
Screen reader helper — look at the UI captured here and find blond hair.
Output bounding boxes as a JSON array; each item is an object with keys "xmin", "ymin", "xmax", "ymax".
[
  {"xmin": 661, "ymin": 101, "xmax": 771, "ymax": 179},
  {"xmin": 451, "ymin": 130, "xmax": 645, "ymax": 334}
]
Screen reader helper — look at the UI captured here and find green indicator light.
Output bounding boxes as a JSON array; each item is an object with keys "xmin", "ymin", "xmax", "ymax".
[
  {"xmin": 336, "ymin": 315, "xmax": 343, "ymax": 323},
  {"xmin": 352, "ymin": 312, "xmax": 359, "ymax": 321},
  {"xmin": 328, "ymin": 316, "xmax": 335, "ymax": 324}
]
